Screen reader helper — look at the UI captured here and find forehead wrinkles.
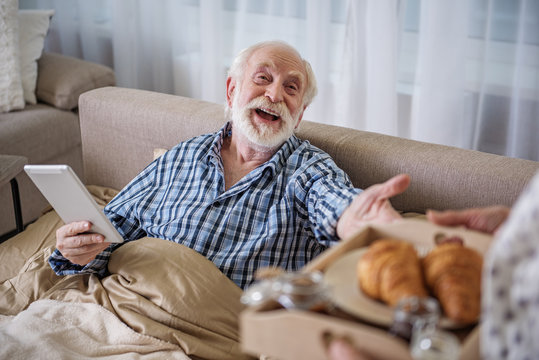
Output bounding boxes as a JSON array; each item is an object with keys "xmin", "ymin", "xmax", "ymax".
[{"xmin": 249, "ymin": 50, "xmax": 306, "ymax": 84}]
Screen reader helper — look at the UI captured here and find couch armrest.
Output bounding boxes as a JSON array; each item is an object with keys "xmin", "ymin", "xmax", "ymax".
[{"xmin": 36, "ymin": 52, "xmax": 116, "ymax": 111}]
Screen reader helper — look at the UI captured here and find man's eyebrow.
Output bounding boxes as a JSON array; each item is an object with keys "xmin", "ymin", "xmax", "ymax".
[
  {"xmin": 253, "ymin": 62, "xmax": 273, "ymax": 72},
  {"xmin": 287, "ymin": 72, "xmax": 304, "ymax": 84},
  {"xmin": 253, "ymin": 62, "xmax": 305, "ymax": 84}
]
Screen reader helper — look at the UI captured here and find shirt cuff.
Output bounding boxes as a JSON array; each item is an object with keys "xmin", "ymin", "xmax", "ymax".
[
  {"xmin": 316, "ymin": 187, "xmax": 362, "ymax": 244},
  {"xmin": 48, "ymin": 248, "xmax": 109, "ymax": 277}
]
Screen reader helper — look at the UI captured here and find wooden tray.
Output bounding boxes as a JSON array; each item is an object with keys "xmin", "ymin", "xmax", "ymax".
[{"xmin": 240, "ymin": 219, "xmax": 491, "ymax": 360}]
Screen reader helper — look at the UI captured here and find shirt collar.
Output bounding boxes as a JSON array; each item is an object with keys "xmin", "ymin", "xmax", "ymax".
[
  {"xmin": 206, "ymin": 121, "xmax": 302, "ymax": 176},
  {"xmin": 263, "ymin": 134, "xmax": 301, "ymax": 177},
  {"xmin": 206, "ymin": 122, "xmax": 232, "ymax": 164}
]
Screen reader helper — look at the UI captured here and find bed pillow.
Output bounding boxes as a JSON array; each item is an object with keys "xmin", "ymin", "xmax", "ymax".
[
  {"xmin": 153, "ymin": 148, "xmax": 168, "ymax": 160},
  {"xmin": 18, "ymin": 9, "xmax": 55, "ymax": 105},
  {"xmin": 0, "ymin": 0, "xmax": 24, "ymax": 112}
]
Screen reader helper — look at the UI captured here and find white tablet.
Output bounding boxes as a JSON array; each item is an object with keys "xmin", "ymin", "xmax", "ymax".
[{"xmin": 24, "ymin": 164, "xmax": 124, "ymax": 243}]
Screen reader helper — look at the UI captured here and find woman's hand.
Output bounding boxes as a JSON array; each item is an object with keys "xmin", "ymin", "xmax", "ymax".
[
  {"xmin": 426, "ymin": 206, "xmax": 510, "ymax": 235},
  {"xmin": 327, "ymin": 338, "xmax": 373, "ymax": 360}
]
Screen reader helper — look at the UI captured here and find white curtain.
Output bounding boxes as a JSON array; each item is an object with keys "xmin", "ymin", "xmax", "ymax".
[{"xmin": 20, "ymin": 0, "xmax": 539, "ymax": 161}]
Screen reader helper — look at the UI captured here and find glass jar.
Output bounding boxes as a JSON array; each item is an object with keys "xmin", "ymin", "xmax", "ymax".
[
  {"xmin": 240, "ymin": 271, "xmax": 331, "ymax": 312},
  {"xmin": 389, "ymin": 296, "xmax": 441, "ymax": 341},
  {"xmin": 410, "ymin": 327, "xmax": 460, "ymax": 360},
  {"xmin": 389, "ymin": 296, "xmax": 460, "ymax": 360},
  {"xmin": 274, "ymin": 271, "xmax": 331, "ymax": 311}
]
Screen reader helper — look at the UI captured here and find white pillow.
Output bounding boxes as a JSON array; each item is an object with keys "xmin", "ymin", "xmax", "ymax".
[
  {"xmin": 153, "ymin": 148, "xmax": 168, "ymax": 160},
  {"xmin": 18, "ymin": 9, "xmax": 55, "ymax": 105},
  {"xmin": 0, "ymin": 0, "xmax": 24, "ymax": 112}
]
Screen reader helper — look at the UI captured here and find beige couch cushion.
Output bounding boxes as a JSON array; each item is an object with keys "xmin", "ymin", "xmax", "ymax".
[
  {"xmin": 0, "ymin": 104, "xmax": 81, "ymax": 163},
  {"xmin": 36, "ymin": 52, "xmax": 116, "ymax": 110}
]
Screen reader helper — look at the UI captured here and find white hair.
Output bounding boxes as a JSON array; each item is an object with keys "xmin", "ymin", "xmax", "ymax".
[{"xmin": 226, "ymin": 41, "xmax": 318, "ymax": 111}]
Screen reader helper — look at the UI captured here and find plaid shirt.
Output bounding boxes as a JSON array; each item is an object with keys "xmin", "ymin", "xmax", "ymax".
[{"xmin": 49, "ymin": 122, "xmax": 361, "ymax": 288}]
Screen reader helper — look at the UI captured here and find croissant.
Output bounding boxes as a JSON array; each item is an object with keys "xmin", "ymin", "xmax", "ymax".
[
  {"xmin": 422, "ymin": 242, "xmax": 483, "ymax": 324},
  {"xmin": 357, "ymin": 238, "xmax": 428, "ymax": 306}
]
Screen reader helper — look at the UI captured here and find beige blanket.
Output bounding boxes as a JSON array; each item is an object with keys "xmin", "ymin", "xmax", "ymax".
[
  {"xmin": 0, "ymin": 299, "xmax": 187, "ymax": 360},
  {"xmin": 0, "ymin": 186, "xmax": 253, "ymax": 360}
]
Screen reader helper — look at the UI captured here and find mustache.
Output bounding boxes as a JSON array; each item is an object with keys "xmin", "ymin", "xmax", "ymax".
[{"xmin": 243, "ymin": 96, "xmax": 292, "ymax": 120}]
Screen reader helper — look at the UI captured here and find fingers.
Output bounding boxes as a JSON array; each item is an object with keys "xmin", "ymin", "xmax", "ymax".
[
  {"xmin": 327, "ymin": 339, "xmax": 371, "ymax": 360},
  {"xmin": 427, "ymin": 206, "xmax": 510, "ymax": 235},
  {"xmin": 56, "ymin": 222, "xmax": 107, "ymax": 266},
  {"xmin": 336, "ymin": 174, "xmax": 410, "ymax": 240},
  {"xmin": 57, "ymin": 232, "xmax": 105, "ymax": 251},
  {"xmin": 370, "ymin": 173, "xmax": 410, "ymax": 199},
  {"xmin": 362, "ymin": 174, "xmax": 410, "ymax": 206},
  {"xmin": 382, "ymin": 173, "xmax": 411, "ymax": 198},
  {"xmin": 57, "ymin": 221, "xmax": 91, "ymax": 237},
  {"xmin": 57, "ymin": 221, "xmax": 104, "ymax": 244},
  {"xmin": 350, "ymin": 174, "xmax": 410, "ymax": 211},
  {"xmin": 61, "ymin": 242, "xmax": 110, "ymax": 266},
  {"xmin": 427, "ymin": 209, "xmax": 471, "ymax": 227}
]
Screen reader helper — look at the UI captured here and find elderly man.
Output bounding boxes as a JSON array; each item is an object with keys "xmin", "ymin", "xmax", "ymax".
[{"xmin": 50, "ymin": 41, "xmax": 409, "ymax": 289}]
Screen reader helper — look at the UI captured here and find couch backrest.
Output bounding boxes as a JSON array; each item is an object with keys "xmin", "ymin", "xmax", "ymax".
[{"xmin": 79, "ymin": 87, "xmax": 539, "ymax": 213}]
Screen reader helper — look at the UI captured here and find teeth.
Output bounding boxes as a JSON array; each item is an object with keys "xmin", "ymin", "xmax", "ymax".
[{"xmin": 260, "ymin": 108, "xmax": 280, "ymax": 117}]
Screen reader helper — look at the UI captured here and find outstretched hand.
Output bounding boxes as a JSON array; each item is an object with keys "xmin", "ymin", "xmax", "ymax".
[
  {"xmin": 426, "ymin": 206, "xmax": 510, "ymax": 235},
  {"xmin": 336, "ymin": 174, "xmax": 410, "ymax": 240}
]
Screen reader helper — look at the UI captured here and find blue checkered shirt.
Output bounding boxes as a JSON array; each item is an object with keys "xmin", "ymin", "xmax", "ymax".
[{"xmin": 49, "ymin": 122, "xmax": 361, "ymax": 288}]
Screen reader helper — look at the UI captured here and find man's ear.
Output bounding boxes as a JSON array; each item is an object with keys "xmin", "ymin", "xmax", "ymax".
[
  {"xmin": 294, "ymin": 105, "xmax": 307, "ymax": 129},
  {"xmin": 226, "ymin": 77, "xmax": 236, "ymax": 108}
]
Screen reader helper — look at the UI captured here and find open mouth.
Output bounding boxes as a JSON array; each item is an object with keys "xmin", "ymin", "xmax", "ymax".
[{"xmin": 255, "ymin": 108, "xmax": 281, "ymax": 122}]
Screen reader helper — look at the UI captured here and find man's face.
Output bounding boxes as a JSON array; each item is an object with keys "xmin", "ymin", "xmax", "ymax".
[{"xmin": 227, "ymin": 45, "xmax": 307, "ymax": 149}]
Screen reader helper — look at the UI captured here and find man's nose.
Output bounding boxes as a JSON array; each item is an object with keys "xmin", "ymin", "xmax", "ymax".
[{"xmin": 265, "ymin": 82, "xmax": 284, "ymax": 103}]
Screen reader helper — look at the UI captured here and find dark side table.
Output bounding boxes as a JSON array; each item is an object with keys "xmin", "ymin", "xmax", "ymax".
[{"xmin": 0, "ymin": 155, "xmax": 28, "ymax": 234}]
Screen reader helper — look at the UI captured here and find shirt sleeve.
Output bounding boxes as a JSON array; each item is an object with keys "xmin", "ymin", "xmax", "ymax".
[
  {"xmin": 104, "ymin": 158, "xmax": 161, "ymax": 240},
  {"xmin": 48, "ymin": 159, "xmax": 158, "ymax": 276},
  {"xmin": 48, "ymin": 244, "xmax": 121, "ymax": 277},
  {"xmin": 481, "ymin": 171, "xmax": 539, "ymax": 359},
  {"xmin": 300, "ymin": 158, "xmax": 362, "ymax": 246}
]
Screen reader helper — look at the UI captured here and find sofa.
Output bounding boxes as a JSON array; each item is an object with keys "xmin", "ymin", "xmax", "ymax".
[
  {"xmin": 80, "ymin": 86, "xmax": 538, "ymax": 215},
  {"xmin": 0, "ymin": 52, "xmax": 115, "ymax": 238},
  {"xmin": 1, "ymin": 85, "xmax": 538, "ymax": 359}
]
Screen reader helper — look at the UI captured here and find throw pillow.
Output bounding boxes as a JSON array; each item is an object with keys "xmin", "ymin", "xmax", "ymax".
[
  {"xmin": 36, "ymin": 52, "xmax": 116, "ymax": 110},
  {"xmin": 0, "ymin": 0, "xmax": 24, "ymax": 112},
  {"xmin": 18, "ymin": 9, "xmax": 55, "ymax": 105}
]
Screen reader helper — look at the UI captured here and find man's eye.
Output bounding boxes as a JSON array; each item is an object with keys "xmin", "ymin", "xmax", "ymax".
[
  {"xmin": 257, "ymin": 74, "xmax": 270, "ymax": 81},
  {"xmin": 287, "ymin": 84, "xmax": 299, "ymax": 92}
]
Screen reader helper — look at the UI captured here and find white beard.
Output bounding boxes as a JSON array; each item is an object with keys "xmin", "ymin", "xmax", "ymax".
[{"xmin": 230, "ymin": 93, "xmax": 299, "ymax": 150}]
